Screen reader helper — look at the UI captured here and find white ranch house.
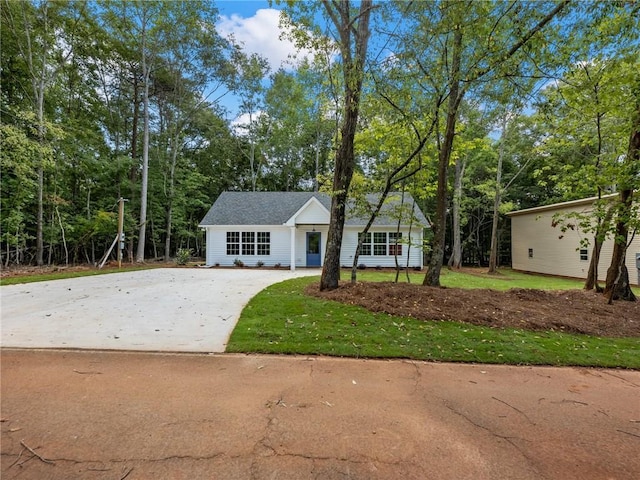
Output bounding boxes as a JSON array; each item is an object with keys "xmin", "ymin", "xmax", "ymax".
[
  {"xmin": 507, "ymin": 194, "xmax": 640, "ymax": 286},
  {"xmin": 199, "ymin": 191, "xmax": 428, "ymax": 271}
]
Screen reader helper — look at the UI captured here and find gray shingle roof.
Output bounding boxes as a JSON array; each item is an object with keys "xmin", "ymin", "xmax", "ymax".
[
  {"xmin": 199, "ymin": 192, "xmax": 328, "ymax": 225},
  {"xmin": 199, "ymin": 191, "xmax": 429, "ymax": 227}
]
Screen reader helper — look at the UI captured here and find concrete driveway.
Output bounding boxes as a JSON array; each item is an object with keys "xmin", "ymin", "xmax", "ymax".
[{"xmin": 0, "ymin": 268, "xmax": 319, "ymax": 352}]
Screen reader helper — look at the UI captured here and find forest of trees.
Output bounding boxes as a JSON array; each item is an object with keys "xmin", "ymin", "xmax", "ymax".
[{"xmin": 1, "ymin": 1, "xmax": 638, "ymax": 293}]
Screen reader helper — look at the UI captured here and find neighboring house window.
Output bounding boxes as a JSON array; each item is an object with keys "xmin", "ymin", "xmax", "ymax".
[
  {"xmin": 389, "ymin": 232, "xmax": 403, "ymax": 256},
  {"xmin": 359, "ymin": 232, "xmax": 372, "ymax": 256},
  {"xmin": 257, "ymin": 232, "xmax": 270, "ymax": 255},
  {"xmin": 227, "ymin": 232, "xmax": 240, "ymax": 255},
  {"xmin": 528, "ymin": 248, "xmax": 533, "ymax": 258},
  {"xmin": 374, "ymin": 232, "xmax": 387, "ymax": 256},
  {"xmin": 580, "ymin": 249, "xmax": 588, "ymax": 261},
  {"xmin": 242, "ymin": 232, "xmax": 255, "ymax": 255}
]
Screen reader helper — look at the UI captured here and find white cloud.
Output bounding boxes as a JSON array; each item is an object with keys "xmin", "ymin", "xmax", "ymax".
[
  {"xmin": 230, "ymin": 110, "xmax": 266, "ymax": 136},
  {"xmin": 217, "ymin": 8, "xmax": 313, "ymax": 72}
]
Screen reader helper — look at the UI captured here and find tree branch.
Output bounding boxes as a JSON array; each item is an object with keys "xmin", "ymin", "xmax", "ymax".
[{"xmin": 469, "ymin": 0, "xmax": 571, "ymax": 83}]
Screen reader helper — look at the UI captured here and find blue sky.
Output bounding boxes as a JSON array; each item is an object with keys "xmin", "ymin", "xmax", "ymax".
[{"xmin": 217, "ymin": 1, "xmax": 271, "ymax": 18}]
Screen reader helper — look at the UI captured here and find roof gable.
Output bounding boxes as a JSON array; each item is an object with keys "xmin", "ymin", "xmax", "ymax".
[{"xmin": 284, "ymin": 196, "xmax": 330, "ymax": 226}]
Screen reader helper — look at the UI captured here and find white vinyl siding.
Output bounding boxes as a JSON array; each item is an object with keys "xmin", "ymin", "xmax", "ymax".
[
  {"xmin": 340, "ymin": 227, "xmax": 423, "ymax": 269},
  {"xmin": 206, "ymin": 226, "xmax": 291, "ymax": 267}
]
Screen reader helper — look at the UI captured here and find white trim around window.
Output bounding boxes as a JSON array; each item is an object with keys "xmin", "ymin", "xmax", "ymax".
[
  {"xmin": 359, "ymin": 231, "xmax": 403, "ymax": 257},
  {"xmin": 227, "ymin": 231, "xmax": 271, "ymax": 256}
]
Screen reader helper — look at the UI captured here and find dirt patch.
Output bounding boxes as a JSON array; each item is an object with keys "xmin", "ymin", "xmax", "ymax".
[
  {"xmin": 0, "ymin": 262, "xmax": 177, "ymax": 279},
  {"xmin": 307, "ymin": 282, "xmax": 640, "ymax": 338}
]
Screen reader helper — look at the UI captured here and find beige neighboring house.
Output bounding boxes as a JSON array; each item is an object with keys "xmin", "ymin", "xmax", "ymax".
[{"xmin": 507, "ymin": 194, "xmax": 640, "ymax": 286}]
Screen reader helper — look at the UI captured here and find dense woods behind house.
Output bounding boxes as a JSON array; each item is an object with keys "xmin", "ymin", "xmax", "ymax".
[{"xmin": 1, "ymin": 1, "xmax": 638, "ymax": 289}]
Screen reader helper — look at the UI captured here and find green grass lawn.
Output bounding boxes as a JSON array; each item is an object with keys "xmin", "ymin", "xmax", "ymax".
[
  {"xmin": 227, "ymin": 271, "xmax": 640, "ymax": 368},
  {"xmin": 355, "ymin": 268, "xmax": 589, "ymax": 290}
]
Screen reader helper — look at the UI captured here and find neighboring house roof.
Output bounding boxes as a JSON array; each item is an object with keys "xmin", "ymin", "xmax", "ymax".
[
  {"xmin": 506, "ymin": 193, "xmax": 619, "ymax": 217},
  {"xmin": 199, "ymin": 191, "xmax": 429, "ymax": 227}
]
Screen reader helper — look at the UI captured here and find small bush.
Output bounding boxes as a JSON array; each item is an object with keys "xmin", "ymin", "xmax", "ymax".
[
  {"xmin": 274, "ymin": 263, "xmax": 281, "ymax": 269},
  {"xmin": 175, "ymin": 248, "xmax": 192, "ymax": 265},
  {"xmin": 214, "ymin": 262, "xmax": 220, "ymax": 267},
  {"xmin": 234, "ymin": 258, "xmax": 245, "ymax": 267},
  {"xmin": 357, "ymin": 263, "xmax": 366, "ymax": 270},
  {"xmin": 256, "ymin": 260, "xmax": 264, "ymax": 268},
  {"xmin": 375, "ymin": 265, "xmax": 382, "ymax": 270}
]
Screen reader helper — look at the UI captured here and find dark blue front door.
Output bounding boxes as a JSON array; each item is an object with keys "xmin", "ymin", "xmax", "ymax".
[{"xmin": 306, "ymin": 232, "xmax": 321, "ymax": 267}]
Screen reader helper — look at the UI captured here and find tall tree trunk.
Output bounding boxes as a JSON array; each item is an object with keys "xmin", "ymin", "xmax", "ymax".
[
  {"xmin": 603, "ymin": 190, "xmax": 637, "ymax": 302},
  {"xmin": 164, "ymin": 134, "xmax": 179, "ymax": 261},
  {"xmin": 314, "ymin": 129, "xmax": 321, "ymax": 192},
  {"xmin": 604, "ymin": 77, "xmax": 639, "ymax": 302},
  {"xmin": 323, "ymin": 100, "xmax": 359, "ymax": 289},
  {"xmin": 319, "ymin": 0, "xmax": 372, "ymax": 291},
  {"xmin": 584, "ymin": 205, "xmax": 613, "ymax": 291},
  {"xmin": 164, "ymin": 194, "xmax": 173, "ymax": 261},
  {"xmin": 394, "ymin": 188, "xmax": 406, "ymax": 283},
  {"xmin": 584, "ymin": 64, "xmax": 606, "ymax": 291},
  {"xmin": 130, "ymin": 74, "xmax": 140, "ymax": 183},
  {"xmin": 424, "ymin": 27, "xmax": 463, "ymax": 287},
  {"xmin": 36, "ymin": 63, "xmax": 45, "ymax": 265},
  {"xmin": 19, "ymin": 0, "xmax": 50, "ymax": 266},
  {"xmin": 448, "ymin": 157, "xmax": 465, "ymax": 269},
  {"xmin": 135, "ymin": 21, "xmax": 151, "ymax": 263},
  {"xmin": 604, "ymin": 190, "xmax": 636, "ymax": 303},
  {"xmin": 488, "ymin": 115, "xmax": 508, "ymax": 274},
  {"xmin": 585, "ymin": 241, "xmax": 603, "ymax": 292}
]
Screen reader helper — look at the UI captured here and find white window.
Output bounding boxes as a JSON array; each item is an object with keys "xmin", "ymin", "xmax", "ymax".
[
  {"xmin": 257, "ymin": 232, "xmax": 270, "ymax": 255},
  {"xmin": 360, "ymin": 231, "xmax": 404, "ymax": 256},
  {"xmin": 389, "ymin": 232, "xmax": 403, "ymax": 256},
  {"xmin": 374, "ymin": 232, "xmax": 387, "ymax": 256},
  {"xmin": 242, "ymin": 232, "xmax": 255, "ymax": 255},
  {"xmin": 226, "ymin": 232, "xmax": 239, "ymax": 255},
  {"xmin": 227, "ymin": 231, "xmax": 270, "ymax": 256},
  {"xmin": 359, "ymin": 232, "xmax": 372, "ymax": 256}
]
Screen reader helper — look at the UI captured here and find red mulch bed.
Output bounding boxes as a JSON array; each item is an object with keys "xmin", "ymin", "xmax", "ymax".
[{"xmin": 306, "ymin": 281, "xmax": 640, "ymax": 338}]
